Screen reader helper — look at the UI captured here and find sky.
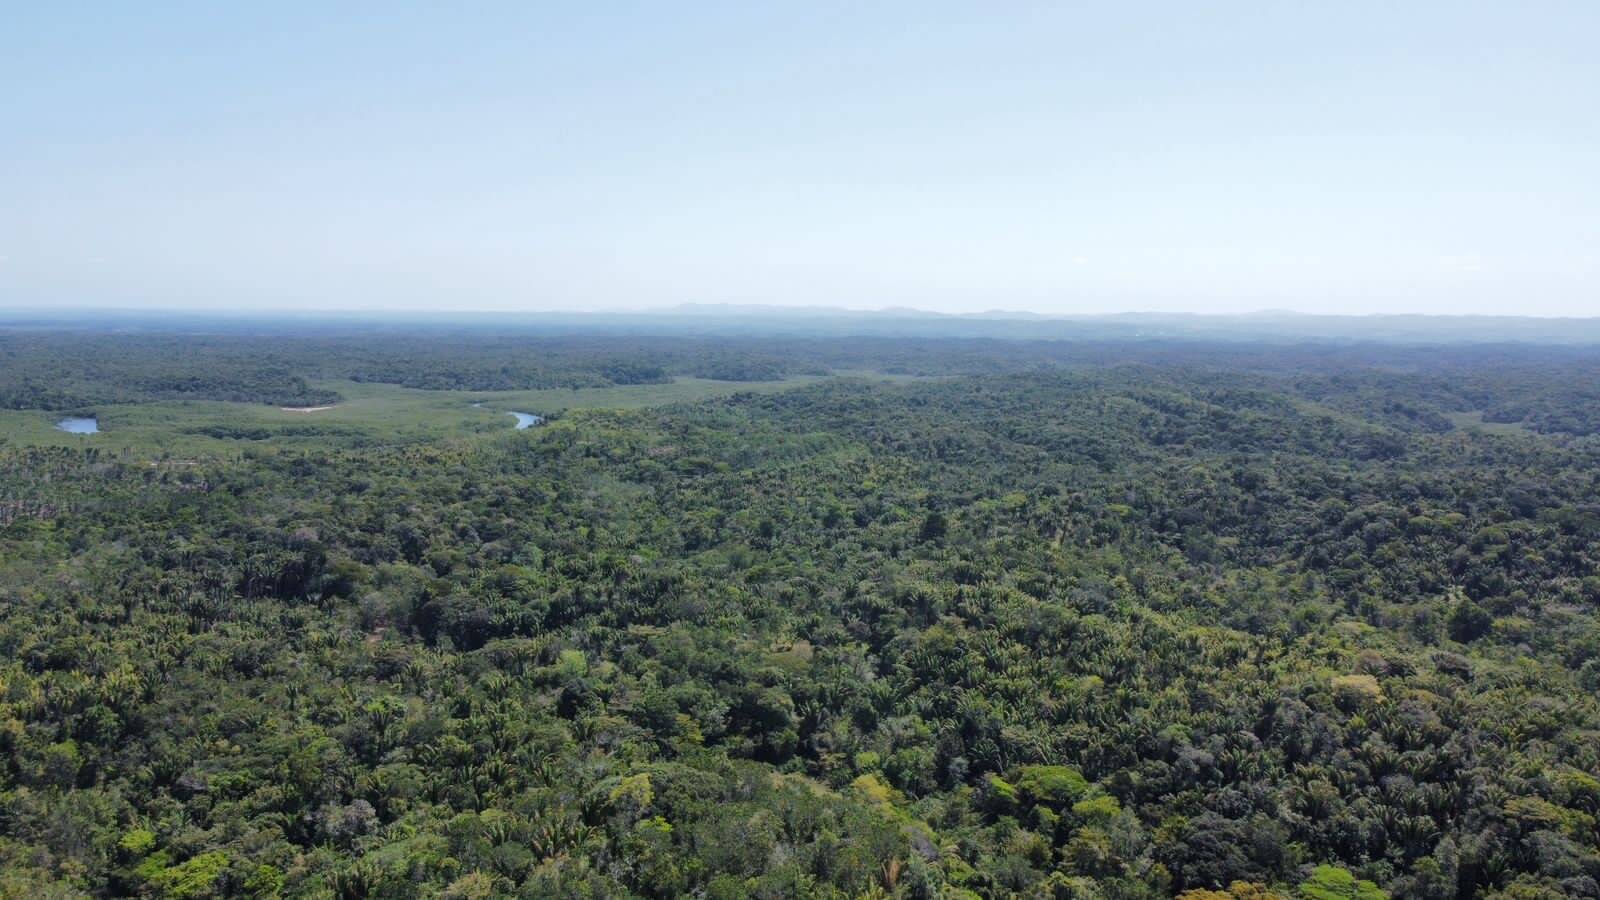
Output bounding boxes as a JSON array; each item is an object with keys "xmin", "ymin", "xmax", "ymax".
[{"xmin": 3, "ymin": 2, "xmax": 1598, "ymax": 317}]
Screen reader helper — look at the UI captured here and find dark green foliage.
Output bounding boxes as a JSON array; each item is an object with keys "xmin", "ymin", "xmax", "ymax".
[
  {"xmin": 9, "ymin": 328, "xmax": 1600, "ymax": 436},
  {"xmin": 3, "ymin": 337, "xmax": 1600, "ymax": 897},
  {"xmin": 1448, "ymin": 600, "xmax": 1494, "ymax": 643}
]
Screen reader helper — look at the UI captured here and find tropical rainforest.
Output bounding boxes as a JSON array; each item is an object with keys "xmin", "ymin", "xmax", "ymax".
[{"xmin": 3, "ymin": 329, "xmax": 1600, "ymax": 898}]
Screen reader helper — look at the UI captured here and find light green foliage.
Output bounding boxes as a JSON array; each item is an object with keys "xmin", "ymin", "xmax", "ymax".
[
  {"xmin": 150, "ymin": 851, "xmax": 230, "ymax": 899},
  {"xmin": 852, "ymin": 772, "xmax": 896, "ymax": 806},
  {"xmin": 1072, "ymin": 793, "xmax": 1122, "ymax": 822},
  {"xmin": 608, "ymin": 773, "xmax": 655, "ymax": 810},
  {"xmin": 1330, "ymin": 674, "xmax": 1384, "ymax": 707},
  {"xmin": 555, "ymin": 648, "xmax": 588, "ymax": 678},
  {"xmin": 117, "ymin": 828, "xmax": 157, "ymax": 856},
  {"xmin": 986, "ymin": 774, "xmax": 1019, "ymax": 808},
  {"xmin": 1503, "ymin": 796, "xmax": 1597, "ymax": 838},
  {"xmin": 1016, "ymin": 765, "xmax": 1089, "ymax": 807},
  {"xmin": 1298, "ymin": 865, "xmax": 1387, "ymax": 899},
  {"xmin": 243, "ymin": 865, "xmax": 285, "ymax": 898}
]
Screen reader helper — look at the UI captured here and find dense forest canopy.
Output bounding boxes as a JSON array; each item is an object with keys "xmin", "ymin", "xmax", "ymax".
[
  {"xmin": 3, "ymin": 327, "xmax": 1600, "ymax": 897},
  {"xmin": 5, "ymin": 330, "xmax": 1600, "ymax": 436}
]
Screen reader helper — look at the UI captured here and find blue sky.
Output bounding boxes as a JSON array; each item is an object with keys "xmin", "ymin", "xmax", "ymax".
[{"xmin": 3, "ymin": 2, "xmax": 1597, "ymax": 315}]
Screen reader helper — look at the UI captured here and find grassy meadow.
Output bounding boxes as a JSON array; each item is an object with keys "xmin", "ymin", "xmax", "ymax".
[{"xmin": 0, "ymin": 375, "xmax": 840, "ymax": 454}]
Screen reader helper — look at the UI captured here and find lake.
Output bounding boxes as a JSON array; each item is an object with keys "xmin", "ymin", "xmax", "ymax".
[
  {"xmin": 509, "ymin": 412, "xmax": 542, "ymax": 430},
  {"xmin": 56, "ymin": 417, "xmax": 100, "ymax": 434}
]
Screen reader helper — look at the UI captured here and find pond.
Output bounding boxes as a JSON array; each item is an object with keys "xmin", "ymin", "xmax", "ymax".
[{"xmin": 56, "ymin": 417, "xmax": 100, "ymax": 434}]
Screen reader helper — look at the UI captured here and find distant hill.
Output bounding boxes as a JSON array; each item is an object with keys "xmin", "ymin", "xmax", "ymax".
[{"xmin": 6, "ymin": 304, "xmax": 1600, "ymax": 344}]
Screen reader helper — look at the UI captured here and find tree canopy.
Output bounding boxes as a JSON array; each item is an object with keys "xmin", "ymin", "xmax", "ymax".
[{"xmin": 3, "ymin": 334, "xmax": 1600, "ymax": 897}]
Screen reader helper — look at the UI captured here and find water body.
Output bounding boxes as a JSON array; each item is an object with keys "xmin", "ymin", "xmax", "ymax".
[
  {"xmin": 56, "ymin": 417, "xmax": 99, "ymax": 434},
  {"xmin": 469, "ymin": 402, "xmax": 540, "ymax": 429}
]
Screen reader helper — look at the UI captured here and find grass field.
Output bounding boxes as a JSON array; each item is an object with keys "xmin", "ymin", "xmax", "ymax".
[{"xmin": 0, "ymin": 375, "xmax": 847, "ymax": 454}]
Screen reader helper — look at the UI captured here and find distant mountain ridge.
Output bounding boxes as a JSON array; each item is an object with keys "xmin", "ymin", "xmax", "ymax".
[{"xmin": 5, "ymin": 305, "xmax": 1600, "ymax": 344}]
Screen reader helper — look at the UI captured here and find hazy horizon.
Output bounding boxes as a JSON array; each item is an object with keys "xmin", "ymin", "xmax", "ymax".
[
  {"xmin": 5, "ymin": 3, "xmax": 1597, "ymax": 317},
  {"xmin": 8, "ymin": 301, "xmax": 1600, "ymax": 323}
]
